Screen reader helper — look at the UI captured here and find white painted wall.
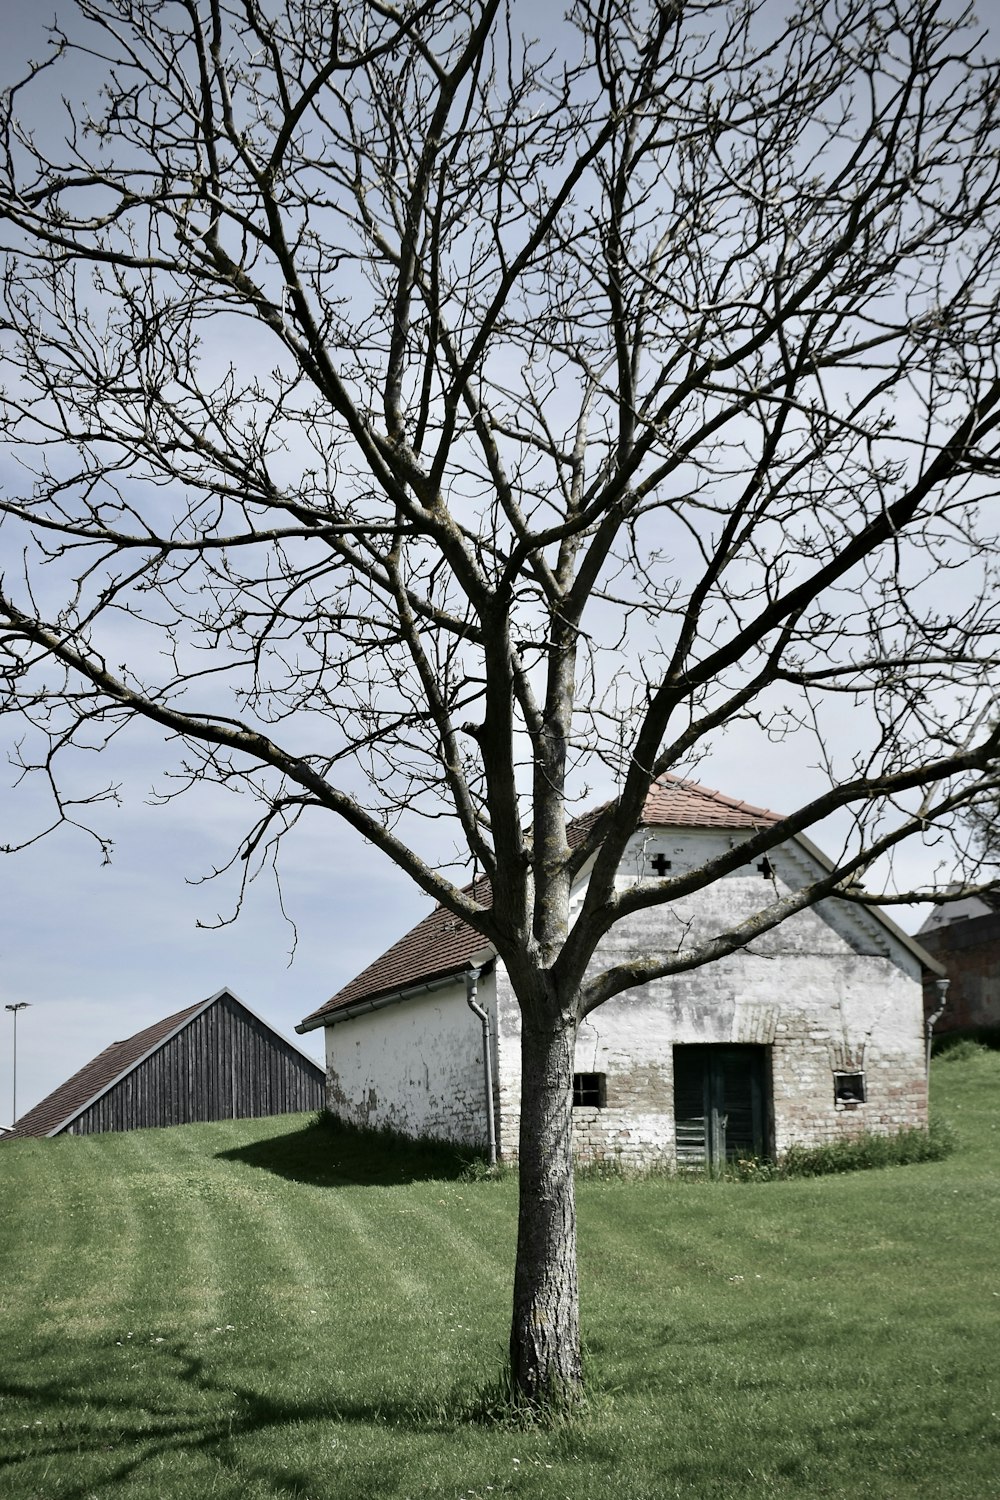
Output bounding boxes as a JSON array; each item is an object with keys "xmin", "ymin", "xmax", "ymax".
[{"xmin": 323, "ymin": 970, "xmax": 497, "ymax": 1148}]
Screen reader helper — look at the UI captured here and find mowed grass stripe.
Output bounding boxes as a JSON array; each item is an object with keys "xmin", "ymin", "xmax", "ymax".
[
  {"xmin": 0, "ymin": 1137, "xmax": 93, "ymax": 1321},
  {"xmin": 571, "ymin": 1078, "xmax": 1000, "ymax": 1499},
  {"xmin": 3, "ymin": 1132, "xmax": 151, "ymax": 1339},
  {"xmin": 1, "ymin": 1058, "xmax": 998, "ymax": 1500}
]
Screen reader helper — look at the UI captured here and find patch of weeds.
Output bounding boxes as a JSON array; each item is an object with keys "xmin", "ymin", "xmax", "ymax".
[
  {"xmin": 726, "ymin": 1154, "xmax": 779, "ymax": 1182},
  {"xmin": 457, "ymin": 1154, "xmax": 514, "ymax": 1184},
  {"xmin": 935, "ymin": 1038, "xmax": 991, "ymax": 1064},
  {"xmin": 705, "ymin": 1120, "xmax": 955, "ymax": 1182},
  {"xmin": 778, "ymin": 1118, "xmax": 954, "ymax": 1178},
  {"xmin": 460, "ymin": 1365, "xmax": 592, "ymax": 1430},
  {"xmin": 575, "ymin": 1153, "xmax": 675, "ymax": 1182}
]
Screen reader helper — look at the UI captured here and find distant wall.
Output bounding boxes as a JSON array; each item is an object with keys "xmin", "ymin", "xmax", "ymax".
[{"xmin": 919, "ymin": 913, "xmax": 1000, "ymax": 1035}]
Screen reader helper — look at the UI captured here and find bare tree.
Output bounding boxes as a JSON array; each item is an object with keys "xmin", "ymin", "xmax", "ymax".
[
  {"xmin": 965, "ymin": 782, "xmax": 1000, "ymax": 865},
  {"xmin": 2, "ymin": 0, "xmax": 1000, "ymax": 1405}
]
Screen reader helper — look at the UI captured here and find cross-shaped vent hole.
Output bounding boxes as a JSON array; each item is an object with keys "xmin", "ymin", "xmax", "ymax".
[{"xmin": 650, "ymin": 853, "xmax": 672, "ymax": 876}]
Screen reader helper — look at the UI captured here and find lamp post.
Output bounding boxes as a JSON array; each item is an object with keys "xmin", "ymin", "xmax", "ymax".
[{"xmin": 5, "ymin": 1002, "xmax": 30, "ymax": 1128}]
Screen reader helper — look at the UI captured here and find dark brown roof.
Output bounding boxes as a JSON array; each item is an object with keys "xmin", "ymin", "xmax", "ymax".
[
  {"xmin": 306, "ymin": 877, "xmax": 494, "ymax": 1023},
  {"xmin": 6, "ymin": 999, "xmax": 209, "ymax": 1139},
  {"xmin": 298, "ymin": 774, "xmax": 784, "ymax": 1030}
]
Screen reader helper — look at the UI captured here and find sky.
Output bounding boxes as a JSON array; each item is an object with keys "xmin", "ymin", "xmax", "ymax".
[
  {"xmin": 0, "ymin": 690, "xmax": 433, "ymax": 1123},
  {"xmin": 0, "ymin": 0, "xmax": 963, "ymax": 1127},
  {"xmin": 0, "ymin": 0, "xmax": 422, "ymax": 1122}
]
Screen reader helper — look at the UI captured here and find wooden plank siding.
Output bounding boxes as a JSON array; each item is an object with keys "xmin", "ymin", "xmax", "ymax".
[{"xmin": 64, "ymin": 993, "xmax": 324, "ymax": 1135}]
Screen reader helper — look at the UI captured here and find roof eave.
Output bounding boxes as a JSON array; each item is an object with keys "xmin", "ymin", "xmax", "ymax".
[
  {"xmin": 297, "ymin": 952, "xmax": 496, "ymax": 1033},
  {"xmin": 791, "ymin": 831, "xmax": 946, "ymax": 977}
]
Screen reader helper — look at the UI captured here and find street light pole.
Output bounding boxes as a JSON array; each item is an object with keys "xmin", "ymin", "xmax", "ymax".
[{"xmin": 5, "ymin": 1002, "xmax": 30, "ymax": 1127}]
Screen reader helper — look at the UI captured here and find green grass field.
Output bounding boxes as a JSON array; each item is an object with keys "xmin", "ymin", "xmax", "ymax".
[{"xmin": 1, "ymin": 1051, "xmax": 998, "ymax": 1500}]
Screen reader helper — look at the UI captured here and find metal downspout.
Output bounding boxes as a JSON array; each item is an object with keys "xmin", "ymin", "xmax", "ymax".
[
  {"xmin": 466, "ymin": 966, "xmax": 498, "ymax": 1167},
  {"xmin": 926, "ymin": 976, "xmax": 950, "ymax": 1079}
]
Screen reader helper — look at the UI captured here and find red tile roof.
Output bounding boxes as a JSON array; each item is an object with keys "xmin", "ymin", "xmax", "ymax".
[
  {"xmin": 6, "ymin": 999, "xmax": 208, "ymax": 1139},
  {"xmin": 307, "ymin": 876, "xmax": 495, "ymax": 1023},
  {"xmin": 298, "ymin": 774, "xmax": 784, "ymax": 1029},
  {"xmin": 641, "ymin": 776, "xmax": 781, "ymax": 830}
]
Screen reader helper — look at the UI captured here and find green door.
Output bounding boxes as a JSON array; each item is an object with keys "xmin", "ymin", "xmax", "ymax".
[{"xmin": 673, "ymin": 1045, "xmax": 768, "ymax": 1167}]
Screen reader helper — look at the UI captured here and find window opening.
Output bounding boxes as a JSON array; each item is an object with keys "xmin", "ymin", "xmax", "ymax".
[
  {"xmin": 834, "ymin": 1071, "xmax": 866, "ymax": 1105},
  {"xmin": 573, "ymin": 1072, "xmax": 606, "ymax": 1108}
]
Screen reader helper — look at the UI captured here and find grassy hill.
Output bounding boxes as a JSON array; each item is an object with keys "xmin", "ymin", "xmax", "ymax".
[{"xmin": 1, "ymin": 1051, "xmax": 998, "ymax": 1500}]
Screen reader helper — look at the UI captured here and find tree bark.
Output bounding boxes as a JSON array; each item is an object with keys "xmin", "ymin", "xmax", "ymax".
[{"xmin": 509, "ymin": 1009, "xmax": 582, "ymax": 1407}]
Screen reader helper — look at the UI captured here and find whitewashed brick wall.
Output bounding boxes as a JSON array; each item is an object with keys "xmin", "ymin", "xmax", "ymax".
[
  {"xmin": 495, "ymin": 829, "xmax": 928, "ymax": 1163},
  {"xmin": 323, "ymin": 971, "xmax": 497, "ymax": 1148},
  {"xmin": 322, "ymin": 827, "xmax": 928, "ymax": 1164}
]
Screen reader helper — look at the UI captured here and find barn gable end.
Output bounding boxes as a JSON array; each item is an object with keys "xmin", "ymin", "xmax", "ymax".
[
  {"xmin": 8, "ymin": 988, "xmax": 324, "ymax": 1138},
  {"xmin": 299, "ymin": 775, "xmax": 938, "ymax": 1166}
]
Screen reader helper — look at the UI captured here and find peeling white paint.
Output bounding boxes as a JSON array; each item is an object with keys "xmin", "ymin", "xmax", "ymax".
[{"xmin": 324, "ymin": 969, "xmax": 498, "ymax": 1147}]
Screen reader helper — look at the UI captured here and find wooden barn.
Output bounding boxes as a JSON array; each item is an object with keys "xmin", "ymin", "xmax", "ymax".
[{"xmin": 6, "ymin": 988, "xmax": 325, "ymax": 1138}]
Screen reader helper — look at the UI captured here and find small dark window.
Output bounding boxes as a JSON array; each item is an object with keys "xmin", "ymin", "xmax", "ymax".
[
  {"xmin": 573, "ymin": 1072, "xmax": 606, "ymax": 1108},
  {"xmin": 834, "ymin": 1071, "xmax": 866, "ymax": 1105}
]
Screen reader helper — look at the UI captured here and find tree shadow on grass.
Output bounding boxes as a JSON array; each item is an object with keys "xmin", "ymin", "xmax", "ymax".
[
  {"xmin": 0, "ymin": 1339, "xmax": 479, "ymax": 1500},
  {"xmin": 215, "ymin": 1114, "xmax": 482, "ymax": 1187}
]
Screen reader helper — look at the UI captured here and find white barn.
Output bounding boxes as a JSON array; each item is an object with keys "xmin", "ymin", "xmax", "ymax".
[{"xmin": 297, "ymin": 776, "xmax": 940, "ymax": 1167}]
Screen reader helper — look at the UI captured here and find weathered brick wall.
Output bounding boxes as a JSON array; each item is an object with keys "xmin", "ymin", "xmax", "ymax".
[
  {"xmin": 321, "ymin": 827, "xmax": 929, "ymax": 1164},
  {"xmin": 917, "ymin": 914, "xmax": 1000, "ymax": 1035},
  {"xmin": 496, "ymin": 829, "xmax": 928, "ymax": 1163},
  {"xmin": 767, "ymin": 977, "xmax": 928, "ymax": 1153},
  {"xmin": 495, "ymin": 967, "xmax": 678, "ymax": 1162}
]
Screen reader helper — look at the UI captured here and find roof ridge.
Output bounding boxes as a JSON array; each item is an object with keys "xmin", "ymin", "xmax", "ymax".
[{"xmin": 640, "ymin": 773, "xmax": 782, "ymax": 828}]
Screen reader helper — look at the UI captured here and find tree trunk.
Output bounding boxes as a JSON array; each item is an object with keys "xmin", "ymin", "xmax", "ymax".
[{"xmin": 509, "ymin": 1009, "xmax": 582, "ymax": 1408}]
